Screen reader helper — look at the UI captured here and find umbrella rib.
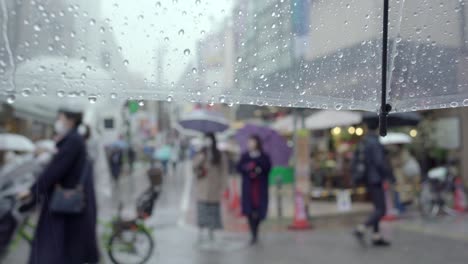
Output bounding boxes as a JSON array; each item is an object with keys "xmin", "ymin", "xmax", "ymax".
[{"xmin": 379, "ymin": 0, "xmax": 392, "ymax": 137}]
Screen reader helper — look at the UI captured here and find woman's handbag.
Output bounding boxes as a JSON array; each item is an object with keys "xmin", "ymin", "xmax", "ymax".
[{"xmin": 49, "ymin": 159, "xmax": 90, "ymax": 214}]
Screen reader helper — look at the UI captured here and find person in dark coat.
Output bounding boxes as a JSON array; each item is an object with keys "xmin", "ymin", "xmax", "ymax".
[
  {"xmin": 109, "ymin": 147, "xmax": 123, "ymax": 182},
  {"xmin": 352, "ymin": 120, "xmax": 395, "ymax": 247},
  {"xmin": 237, "ymin": 135, "xmax": 271, "ymax": 245},
  {"xmin": 25, "ymin": 108, "xmax": 99, "ymax": 264}
]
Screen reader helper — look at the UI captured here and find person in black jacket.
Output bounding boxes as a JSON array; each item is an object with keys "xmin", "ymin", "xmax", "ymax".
[
  {"xmin": 353, "ymin": 120, "xmax": 394, "ymax": 247},
  {"xmin": 22, "ymin": 107, "xmax": 99, "ymax": 264}
]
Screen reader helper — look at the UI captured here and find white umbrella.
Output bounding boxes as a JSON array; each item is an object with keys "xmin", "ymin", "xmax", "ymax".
[
  {"xmin": 0, "ymin": 134, "xmax": 36, "ymax": 152},
  {"xmin": 271, "ymin": 115, "xmax": 300, "ymax": 133},
  {"xmin": 305, "ymin": 110, "xmax": 362, "ymax": 130},
  {"xmin": 179, "ymin": 109, "xmax": 229, "ymax": 133},
  {"xmin": 379, "ymin": 132, "xmax": 412, "ymax": 145}
]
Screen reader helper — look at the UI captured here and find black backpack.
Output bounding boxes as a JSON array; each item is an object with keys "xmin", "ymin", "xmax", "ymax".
[{"xmin": 352, "ymin": 140, "xmax": 368, "ymax": 185}]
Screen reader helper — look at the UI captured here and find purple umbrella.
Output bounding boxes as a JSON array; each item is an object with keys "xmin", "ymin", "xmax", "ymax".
[
  {"xmin": 179, "ymin": 109, "xmax": 229, "ymax": 134},
  {"xmin": 235, "ymin": 124, "xmax": 292, "ymax": 167}
]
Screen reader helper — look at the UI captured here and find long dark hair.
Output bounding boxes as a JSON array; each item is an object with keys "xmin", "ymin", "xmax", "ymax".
[
  {"xmin": 206, "ymin": 133, "xmax": 221, "ymax": 165},
  {"xmin": 250, "ymin": 134, "xmax": 263, "ymax": 153}
]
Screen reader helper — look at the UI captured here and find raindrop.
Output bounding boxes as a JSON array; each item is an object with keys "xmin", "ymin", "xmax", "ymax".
[
  {"xmin": 138, "ymin": 14, "xmax": 144, "ymax": 20},
  {"xmin": 110, "ymin": 92, "xmax": 117, "ymax": 99},
  {"xmin": 123, "ymin": 60, "xmax": 129, "ymax": 66},
  {"xmin": 166, "ymin": 95, "xmax": 173, "ymax": 102},
  {"xmin": 253, "ymin": 66, "xmax": 258, "ymax": 71},
  {"xmin": 89, "ymin": 19, "xmax": 96, "ymax": 26},
  {"xmin": 334, "ymin": 104, "xmax": 343, "ymax": 111},
  {"xmin": 346, "ymin": 4, "xmax": 351, "ymax": 8},
  {"xmin": 178, "ymin": 29, "xmax": 184, "ymax": 36},
  {"xmin": 183, "ymin": 49, "xmax": 191, "ymax": 56},
  {"xmin": 138, "ymin": 100, "xmax": 145, "ymax": 106},
  {"xmin": 200, "ymin": 30, "xmax": 206, "ymax": 35},
  {"xmin": 195, "ymin": 0, "xmax": 201, "ymax": 5},
  {"xmin": 155, "ymin": 1, "xmax": 162, "ymax": 8},
  {"xmin": 338, "ymin": 52, "xmax": 344, "ymax": 59},
  {"xmin": 271, "ymin": 24, "xmax": 276, "ymax": 29},
  {"xmin": 237, "ymin": 57, "xmax": 243, "ymax": 63},
  {"xmin": 6, "ymin": 94, "xmax": 15, "ymax": 104},
  {"xmin": 100, "ymin": 27, "xmax": 106, "ymax": 33},
  {"xmin": 88, "ymin": 95, "xmax": 97, "ymax": 104},
  {"xmin": 57, "ymin": 90, "xmax": 66, "ymax": 97},
  {"xmin": 219, "ymin": 95, "xmax": 226, "ymax": 104},
  {"xmin": 164, "ymin": 37, "xmax": 169, "ymax": 42},
  {"xmin": 39, "ymin": 65, "xmax": 46, "ymax": 71},
  {"xmin": 21, "ymin": 88, "xmax": 31, "ymax": 97},
  {"xmin": 33, "ymin": 24, "xmax": 41, "ymax": 31},
  {"xmin": 409, "ymin": 92, "xmax": 415, "ymax": 98},
  {"xmin": 192, "ymin": 67, "xmax": 198, "ymax": 74},
  {"xmin": 450, "ymin": 102, "xmax": 459, "ymax": 108},
  {"xmin": 462, "ymin": 99, "xmax": 468, "ymax": 106},
  {"xmin": 81, "ymin": 73, "xmax": 87, "ymax": 79}
]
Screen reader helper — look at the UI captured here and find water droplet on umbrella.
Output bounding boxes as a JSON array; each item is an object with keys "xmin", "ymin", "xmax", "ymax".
[
  {"xmin": 338, "ymin": 52, "xmax": 344, "ymax": 58},
  {"xmin": 237, "ymin": 57, "xmax": 243, "ymax": 63},
  {"xmin": 156, "ymin": 1, "xmax": 162, "ymax": 8},
  {"xmin": 409, "ymin": 92, "xmax": 415, "ymax": 98},
  {"xmin": 138, "ymin": 100, "xmax": 144, "ymax": 106},
  {"xmin": 167, "ymin": 95, "xmax": 173, "ymax": 102},
  {"xmin": 123, "ymin": 60, "xmax": 129, "ymax": 66},
  {"xmin": 89, "ymin": 19, "xmax": 96, "ymax": 26},
  {"xmin": 88, "ymin": 95, "xmax": 97, "ymax": 104},
  {"xmin": 57, "ymin": 90, "xmax": 66, "ymax": 97},
  {"xmin": 200, "ymin": 30, "xmax": 206, "ymax": 35},
  {"xmin": 100, "ymin": 27, "xmax": 106, "ymax": 33},
  {"xmin": 33, "ymin": 24, "xmax": 41, "ymax": 31},
  {"xmin": 195, "ymin": 0, "xmax": 201, "ymax": 5},
  {"xmin": 192, "ymin": 67, "xmax": 197, "ymax": 74},
  {"xmin": 219, "ymin": 95, "xmax": 226, "ymax": 104},
  {"xmin": 110, "ymin": 93, "xmax": 117, "ymax": 99},
  {"xmin": 184, "ymin": 49, "xmax": 191, "ymax": 56},
  {"xmin": 138, "ymin": 14, "xmax": 144, "ymax": 20},
  {"xmin": 6, "ymin": 94, "xmax": 15, "ymax": 104},
  {"xmin": 21, "ymin": 88, "xmax": 31, "ymax": 97},
  {"xmin": 346, "ymin": 4, "xmax": 351, "ymax": 8},
  {"xmin": 80, "ymin": 57, "xmax": 87, "ymax": 63},
  {"xmin": 463, "ymin": 99, "xmax": 468, "ymax": 106},
  {"xmin": 164, "ymin": 37, "xmax": 169, "ymax": 42},
  {"xmin": 334, "ymin": 104, "xmax": 343, "ymax": 110},
  {"xmin": 178, "ymin": 29, "xmax": 184, "ymax": 36},
  {"xmin": 450, "ymin": 102, "xmax": 458, "ymax": 108}
]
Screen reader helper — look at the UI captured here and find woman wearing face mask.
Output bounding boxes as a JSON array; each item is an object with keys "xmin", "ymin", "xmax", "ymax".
[
  {"xmin": 237, "ymin": 135, "xmax": 271, "ymax": 245},
  {"xmin": 22, "ymin": 107, "xmax": 99, "ymax": 264},
  {"xmin": 192, "ymin": 133, "xmax": 227, "ymax": 242}
]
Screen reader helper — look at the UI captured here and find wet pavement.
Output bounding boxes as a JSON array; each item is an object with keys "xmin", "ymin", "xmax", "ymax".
[{"xmin": 4, "ymin": 155, "xmax": 468, "ymax": 264}]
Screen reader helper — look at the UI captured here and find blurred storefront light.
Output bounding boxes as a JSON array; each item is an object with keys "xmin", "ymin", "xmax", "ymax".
[
  {"xmin": 348, "ymin": 126, "xmax": 356, "ymax": 135},
  {"xmin": 332, "ymin": 127, "xmax": 342, "ymax": 136},
  {"xmin": 409, "ymin": 129, "xmax": 418, "ymax": 138},
  {"xmin": 355, "ymin": 127, "xmax": 364, "ymax": 136}
]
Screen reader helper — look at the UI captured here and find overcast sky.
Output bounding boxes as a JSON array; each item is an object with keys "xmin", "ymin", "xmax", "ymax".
[{"xmin": 100, "ymin": 0, "xmax": 234, "ymax": 83}]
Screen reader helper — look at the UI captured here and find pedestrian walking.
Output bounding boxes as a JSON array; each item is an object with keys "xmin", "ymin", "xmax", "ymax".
[
  {"xmin": 352, "ymin": 120, "xmax": 395, "ymax": 247},
  {"xmin": 21, "ymin": 107, "xmax": 99, "ymax": 264},
  {"xmin": 109, "ymin": 146, "xmax": 123, "ymax": 183},
  {"xmin": 192, "ymin": 133, "xmax": 227, "ymax": 242},
  {"xmin": 237, "ymin": 135, "xmax": 272, "ymax": 245}
]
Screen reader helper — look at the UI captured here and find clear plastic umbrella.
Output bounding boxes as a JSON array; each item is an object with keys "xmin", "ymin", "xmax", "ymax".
[
  {"xmin": 0, "ymin": 1, "xmax": 466, "ymax": 118},
  {"xmin": 0, "ymin": 134, "xmax": 35, "ymax": 152}
]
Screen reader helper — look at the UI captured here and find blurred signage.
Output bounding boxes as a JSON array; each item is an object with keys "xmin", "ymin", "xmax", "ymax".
[
  {"xmin": 291, "ymin": 0, "xmax": 310, "ymax": 36},
  {"xmin": 432, "ymin": 117, "xmax": 460, "ymax": 149}
]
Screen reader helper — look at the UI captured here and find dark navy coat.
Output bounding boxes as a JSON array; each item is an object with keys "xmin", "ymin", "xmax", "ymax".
[
  {"xmin": 237, "ymin": 152, "xmax": 271, "ymax": 220},
  {"xmin": 29, "ymin": 129, "xmax": 99, "ymax": 264},
  {"xmin": 363, "ymin": 133, "xmax": 394, "ymax": 185}
]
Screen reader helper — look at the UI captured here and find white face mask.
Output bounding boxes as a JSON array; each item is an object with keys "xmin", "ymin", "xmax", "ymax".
[{"xmin": 54, "ymin": 120, "xmax": 68, "ymax": 135}]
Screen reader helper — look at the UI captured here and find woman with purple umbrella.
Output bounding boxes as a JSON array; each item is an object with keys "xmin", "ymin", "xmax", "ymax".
[{"xmin": 237, "ymin": 135, "xmax": 271, "ymax": 245}]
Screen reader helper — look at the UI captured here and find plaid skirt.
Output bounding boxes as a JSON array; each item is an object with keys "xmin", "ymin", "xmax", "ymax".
[{"xmin": 197, "ymin": 202, "xmax": 222, "ymax": 229}]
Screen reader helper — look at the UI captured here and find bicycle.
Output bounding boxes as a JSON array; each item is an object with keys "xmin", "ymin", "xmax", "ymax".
[{"xmin": 104, "ymin": 184, "xmax": 160, "ymax": 264}]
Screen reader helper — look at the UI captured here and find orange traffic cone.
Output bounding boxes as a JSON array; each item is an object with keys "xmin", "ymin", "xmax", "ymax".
[
  {"xmin": 454, "ymin": 177, "xmax": 467, "ymax": 213},
  {"xmin": 288, "ymin": 190, "xmax": 312, "ymax": 230},
  {"xmin": 382, "ymin": 182, "xmax": 398, "ymax": 221}
]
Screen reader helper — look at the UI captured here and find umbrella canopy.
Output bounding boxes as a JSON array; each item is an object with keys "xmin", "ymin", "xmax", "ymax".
[
  {"xmin": 1, "ymin": 1, "xmax": 467, "ymax": 115},
  {"xmin": 235, "ymin": 124, "xmax": 292, "ymax": 167},
  {"xmin": 179, "ymin": 110, "xmax": 229, "ymax": 134},
  {"xmin": 305, "ymin": 110, "xmax": 362, "ymax": 130},
  {"xmin": 379, "ymin": 132, "xmax": 412, "ymax": 145},
  {"xmin": 363, "ymin": 112, "xmax": 422, "ymax": 127},
  {"xmin": 0, "ymin": 134, "xmax": 35, "ymax": 152},
  {"xmin": 154, "ymin": 145, "xmax": 173, "ymax": 161},
  {"xmin": 271, "ymin": 115, "xmax": 301, "ymax": 134}
]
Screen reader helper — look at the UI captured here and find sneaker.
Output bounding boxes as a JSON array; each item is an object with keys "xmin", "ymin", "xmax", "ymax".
[
  {"xmin": 352, "ymin": 229, "xmax": 366, "ymax": 246},
  {"xmin": 372, "ymin": 238, "xmax": 391, "ymax": 247}
]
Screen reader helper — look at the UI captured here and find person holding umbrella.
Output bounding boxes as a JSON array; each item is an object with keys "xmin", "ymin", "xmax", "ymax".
[
  {"xmin": 237, "ymin": 135, "xmax": 272, "ymax": 245},
  {"xmin": 192, "ymin": 133, "xmax": 228, "ymax": 242}
]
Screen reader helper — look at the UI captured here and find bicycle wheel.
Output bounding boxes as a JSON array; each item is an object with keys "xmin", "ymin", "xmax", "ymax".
[{"xmin": 107, "ymin": 227, "xmax": 154, "ymax": 264}]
